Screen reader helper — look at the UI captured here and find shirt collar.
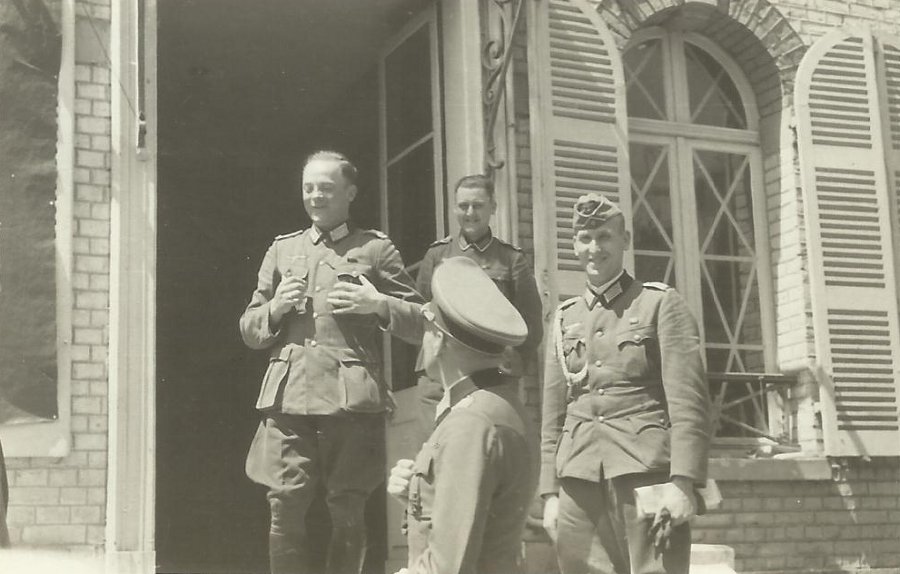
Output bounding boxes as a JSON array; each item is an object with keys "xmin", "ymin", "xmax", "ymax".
[
  {"xmin": 458, "ymin": 230, "xmax": 494, "ymax": 253},
  {"xmin": 584, "ymin": 270, "xmax": 632, "ymax": 310},
  {"xmin": 434, "ymin": 376, "xmax": 479, "ymax": 423},
  {"xmin": 310, "ymin": 222, "xmax": 350, "ymax": 245}
]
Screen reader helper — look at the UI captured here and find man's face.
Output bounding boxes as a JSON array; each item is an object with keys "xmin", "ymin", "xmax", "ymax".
[
  {"xmin": 302, "ymin": 159, "xmax": 356, "ymax": 230},
  {"xmin": 454, "ymin": 185, "xmax": 495, "ymax": 241},
  {"xmin": 421, "ymin": 320, "xmax": 443, "ymax": 379},
  {"xmin": 573, "ymin": 216, "xmax": 630, "ymax": 286}
]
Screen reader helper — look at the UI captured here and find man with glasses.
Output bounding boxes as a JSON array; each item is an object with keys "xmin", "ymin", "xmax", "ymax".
[
  {"xmin": 240, "ymin": 150, "xmax": 424, "ymax": 574},
  {"xmin": 540, "ymin": 194, "xmax": 711, "ymax": 574}
]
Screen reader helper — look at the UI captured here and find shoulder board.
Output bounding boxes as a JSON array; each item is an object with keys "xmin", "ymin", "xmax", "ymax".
[
  {"xmin": 361, "ymin": 228, "xmax": 389, "ymax": 240},
  {"xmin": 495, "ymin": 237, "xmax": 523, "ymax": 252},
  {"xmin": 429, "ymin": 236, "xmax": 453, "ymax": 248},
  {"xmin": 557, "ymin": 296, "xmax": 581, "ymax": 312},
  {"xmin": 643, "ymin": 281, "xmax": 672, "ymax": 291},
  {"xmin": 274, "ymin": 229, "xmax": 305, "ymax": 241}
]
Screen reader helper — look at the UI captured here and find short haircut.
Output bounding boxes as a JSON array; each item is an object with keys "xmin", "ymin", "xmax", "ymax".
[
  {"xmin": 304, "ymin": 150, "xmax": 358, "ymax": 186},
  {"xmin": 454, "ymin": 174, "xmax": 494, "ymax": 198}
]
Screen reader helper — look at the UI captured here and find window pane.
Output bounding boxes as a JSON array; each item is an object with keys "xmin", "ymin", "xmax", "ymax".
[
  {"xmin": 384, "ymin": 26, "xmax": 432, "ymax": 157},
  {"xmin": 709, "ymin": 376, "xmax": 770, "ymax": 438},
  {"xmin": 630, "ymin": 143, "xmax": 675, "ymax": 283},
  {"xmin": 684, "ymin": 43, "xmax": 746, "ymax": 129},
  {"xmin": 693, "ymin": 149, "xmax": 763, "ymax": 373},
  {"xmin": 387, "ymin": 141, "xmax": 436, "ymax": 265},
  {"xmin": 694, "ymin": 151, "xmax": 754, "ymax": 257},
  {"xmin": 624, "ymin": 39, "xmax": 667, "ymax": 120}
]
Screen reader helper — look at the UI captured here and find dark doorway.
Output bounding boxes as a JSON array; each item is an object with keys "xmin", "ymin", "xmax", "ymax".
[{"xmin": 155, "ymin": 2, "xmax": 428, "ymax": 572}]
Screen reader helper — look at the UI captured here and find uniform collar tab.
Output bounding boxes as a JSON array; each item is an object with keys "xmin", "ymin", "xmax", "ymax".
[
  {"xmin": 585, "ymin": 271, "xmax": 633, "ymax": 310},
  {"xmin": 311, "ymin": 222, "xmax": 350, "ymax": 244},
  {"xmin": 459, "ymin": 231, "xmax": 494, "ymax": 253}
]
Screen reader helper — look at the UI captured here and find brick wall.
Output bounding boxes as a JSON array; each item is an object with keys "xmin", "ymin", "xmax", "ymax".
[
  {"xmin": 695, "ymin": 459, "xmax": 900, "ymax": 573},
  {"xmin": 5, "ymin": 0, "xmax": 111, "ymax": 551}
]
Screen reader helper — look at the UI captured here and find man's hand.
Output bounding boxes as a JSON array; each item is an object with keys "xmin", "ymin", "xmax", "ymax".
[
  {"xmin": 270, "ymin": 276, "xmax": 308, "ymax": 322},
  {"xmin": 542, "ymin": 495, "xmax": 560, "ymax": 544},
  {"xmin": 387, "ymin": 459, "xmax": 415, "ymax": 505},
  {"xmin": 328, "ymin": 275, "xmax": 388, "ymax": 318},
  {"xmin": 656, "ymin": 477, "xmax": 697, "ymax": 526}
]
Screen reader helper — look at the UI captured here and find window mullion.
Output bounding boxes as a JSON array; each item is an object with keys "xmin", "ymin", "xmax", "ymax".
[
  {"xmin": 748, "ymin": 147, "xmax": 778, "ymax": 372},
  {"xmin": 674, "ymin": 137, "xmax": 706, "ymax": 357},
  {"xmin": 669, "ymin": 31, "xmax": 691, "ymax": 124}
]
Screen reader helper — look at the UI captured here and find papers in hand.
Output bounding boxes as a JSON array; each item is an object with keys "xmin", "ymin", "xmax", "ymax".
[{"xmin": 633, "ymin": 479, "xmax": 723, "ymax": 518}]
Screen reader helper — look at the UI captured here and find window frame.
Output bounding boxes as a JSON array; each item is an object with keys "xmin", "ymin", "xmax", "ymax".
[{"xmin": 624, "ymin": 27, "xmax": 781, "ymax": 446}]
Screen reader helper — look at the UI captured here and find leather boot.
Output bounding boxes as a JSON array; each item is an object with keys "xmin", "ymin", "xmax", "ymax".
[
  {"xmin": 325, "ymin": 524, "xmax": 366, "ymax": 574},
  {"xmin": 269, "ymin": 530, "xmax": 308, "ymax": 574}
]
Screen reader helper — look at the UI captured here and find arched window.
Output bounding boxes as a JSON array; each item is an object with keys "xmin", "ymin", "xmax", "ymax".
[{"xmin": 623, "ymin": 28, "xmax": 776, "ymax": 378}]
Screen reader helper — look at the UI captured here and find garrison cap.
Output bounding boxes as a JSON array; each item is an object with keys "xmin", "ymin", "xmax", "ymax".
[
  {"xmin": 573, "ymin": 193, "xmax": 622, "ymax": 230},
  {"xmin": 429, "ymin": 257, "xmax": 527, "ymax": 354}
]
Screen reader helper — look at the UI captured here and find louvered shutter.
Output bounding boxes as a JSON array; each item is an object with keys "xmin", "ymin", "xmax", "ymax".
[
  {"xmin": 879, "ymin": 35, "xmax": 900, "ymax": 285},
  {"xmin": 527, "ymin": 0, "xmax": 631, "ymax": 304},
  {"xmin": 796, "ymin": 30, "xmax": 900, "ymax": 456}
]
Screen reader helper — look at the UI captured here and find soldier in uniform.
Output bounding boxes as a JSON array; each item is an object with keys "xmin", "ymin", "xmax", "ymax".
[
  {"xmin": 414, "ymin": 174, "xmax": 543, "ymax": 433},
  {"xmin": 540, "ymin": 194, "xmax": 711, "ymax": 574},
  {"xmin": 387, "ymin": 256, "xmax": 539, "ymax": 574},
  {"xmin": 239, "ymin": 150, "xmax": 424, "ymax": 574}
]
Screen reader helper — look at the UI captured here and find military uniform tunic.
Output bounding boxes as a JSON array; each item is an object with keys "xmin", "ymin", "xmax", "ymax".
[
  {"xmin": 240, "ymin": 222, "xmax": 424, "ymax": 573},
  {"xmin": 541, "ymin": 272, "xmax": 711, "ymax": 574},
  {"xmin": 540, "ymin": 272, "xmax": 710, "ymax": 492},
  {"xmin": 240, "ymin": 223, "xmax": 423, "ymax": 415},
  {"xmin": 406, "ymin": 374, "xmax": 539, "ymax": 574}
]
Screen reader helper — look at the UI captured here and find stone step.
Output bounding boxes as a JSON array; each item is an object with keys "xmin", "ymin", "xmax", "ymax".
[{"xmin": 691, "ymin": 544, "xmax": 737, "ymax": 574}]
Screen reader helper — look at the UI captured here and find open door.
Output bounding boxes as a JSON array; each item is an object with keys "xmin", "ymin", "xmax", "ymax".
[
  {"xmin": 377, "ymin": 6, "xmax": 446, "ymax": 571},
  {"xmin": 155, "ymin": 2, "xmax": 435, "ymax": 572}
]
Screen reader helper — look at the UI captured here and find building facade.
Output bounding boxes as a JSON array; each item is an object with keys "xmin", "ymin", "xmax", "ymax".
[{"xmin": 0, "ymin": 0, "xmax": 898, "ymax": 573}]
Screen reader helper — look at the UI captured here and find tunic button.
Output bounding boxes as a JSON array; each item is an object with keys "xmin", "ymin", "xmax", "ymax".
[
  {"xmin": 596, "ymin": 388, "xmax": 605, "ymax": 395},
  {"xmin": 315, "ymin": 286, "xmax": 322, "ymax": 292},
  {"xmin": 633, "ymin": 334, "xmax": 642, "ymax": 342},
  {"xmin": 594, "ymin": 360, "xmax": 602, "ymax": 367},
  {"xmin": 313, "ymin": 312, "xmax": 319, "ymax": 319},
  {"xmin": 318, "ymin": 261, "xmax": 326, "ymax": 266},
  {"xmin": 596, "ymin": 329, "xmax": 604, "ymax": 337},
  {"xmin": 481, "ymin": 264, "xmax": 489, "ymax": 269},
  {"xmin": 596, "ymin": 415, "xmax": 605, "ymax": 423},
  {"xmin": 309, "ymin": 340, "xmax": 318, "ymax": 347},
  {"xmin": 629, "ymin": 317, "xmax": 638, "ymax": 325}
]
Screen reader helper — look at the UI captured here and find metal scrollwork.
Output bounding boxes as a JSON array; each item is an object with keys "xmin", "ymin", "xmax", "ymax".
[{"xmin": 482, "ymin": 0, "xmax": 525, "ymax": 176}]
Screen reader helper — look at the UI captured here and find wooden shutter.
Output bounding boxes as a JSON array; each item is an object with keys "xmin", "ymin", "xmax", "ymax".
[
  {"xmin": 527, "ymin": 0, "xmax": 631, "ymax": 305},
  {"xmin": 796, "ymin": 30, "xmax": 900, "ymax": 456},
  {"xmin": 878, "ymin": 35, "xmax": 900, "ymax": 290}
]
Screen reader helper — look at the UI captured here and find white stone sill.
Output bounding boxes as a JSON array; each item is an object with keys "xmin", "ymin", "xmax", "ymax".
[{"xmin": 709, "ymin": 457, "xmax": 832, "ymax": 481}]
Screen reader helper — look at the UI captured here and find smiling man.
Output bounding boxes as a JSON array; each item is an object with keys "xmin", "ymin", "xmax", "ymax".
[
  {"xmin": 413, "ymin": 174, "xmax": 543, "ymax": 437},
  {"xmin": 239, "ymin": 150, "xmax": 424, "ymax": 574},
  {"xmin": 540, "ymin": 193, "xmax": 711, "ymax": 574}
]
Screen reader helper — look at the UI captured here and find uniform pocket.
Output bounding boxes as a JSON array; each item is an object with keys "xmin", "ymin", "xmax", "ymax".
[
  {"xmin": 555, "ymin": 418, "xmax": 581, "ymax": 476},
  {"xmin": 628, "ymin": 411, "xmax": 671, "ymax": 470},
  {"xmin": 338, "ymin": 356, "xmax": 385, "ymax": 413},
  {"xmin": 615, "ymin": 326, "xmax": 657, "ymax": 378},
  {"xmin": 256, "ymin": 346, "xmax": 292, "ymax": 410}
]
